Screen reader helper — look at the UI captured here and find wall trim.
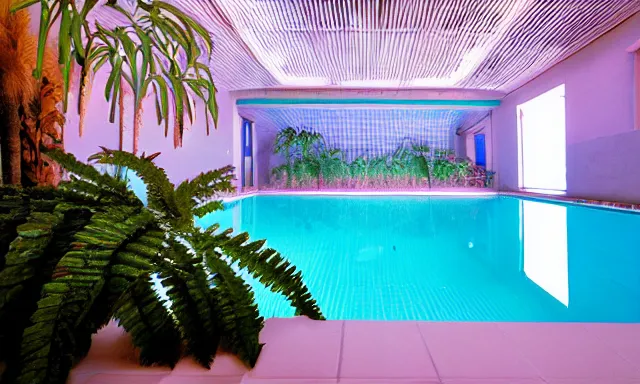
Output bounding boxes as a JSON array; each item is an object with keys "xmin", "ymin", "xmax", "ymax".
[{"xmin": 236, "ymin": 98, "xmax": 501, "ymax": 107}]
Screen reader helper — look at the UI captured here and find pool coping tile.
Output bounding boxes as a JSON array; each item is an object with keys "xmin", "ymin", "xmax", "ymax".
[
  {"xmin": 583, "ymin": 323, "xmax": 640, "ymax": 371},
  {"xmin": 339, "ymin": 321, "xmax": 439, "ymax": 380},
  {"xmin": 418, "ymin": 322, "xmax": 542, "ymax": 380},
  {"xmin": 245, "ymin": 317, "xmax": 343, "ymax": 381},
  {"xmin": 498, "ymin": 322, "xmax": 640, "ymax": 380},
  {"xmin": 69, "ymin": 320, "xmax": 640, "ymax": 384},
  {"xmin": 441, "ymin": 380, "xmax": 546, "ymax": 384}
]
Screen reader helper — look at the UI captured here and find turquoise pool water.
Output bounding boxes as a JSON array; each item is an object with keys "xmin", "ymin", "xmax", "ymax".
[{"xmin": 197, "ymin": 195, "xmax": 640, "ymax": 322}]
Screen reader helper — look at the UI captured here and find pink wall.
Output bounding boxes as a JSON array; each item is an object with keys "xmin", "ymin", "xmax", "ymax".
[
  {"xmin": 457, "ymin": 114, "xmax": 494, "ymax": 172},
  {"xmin": 493, "ymin": 12, "xmax": 640, "ymax": 203},
  {"xmin": 27, "ymin": 4, "xmax": 240, "ymax": 186},
  {"xmin": 62, "ymin": 70, "xmax": 237, "ymax": 186}
]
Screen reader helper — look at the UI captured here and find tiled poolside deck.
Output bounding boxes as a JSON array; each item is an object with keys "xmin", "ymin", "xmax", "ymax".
[{"xmin": 71, "ymin": 317, "xmax": 640, "ymax": 384}]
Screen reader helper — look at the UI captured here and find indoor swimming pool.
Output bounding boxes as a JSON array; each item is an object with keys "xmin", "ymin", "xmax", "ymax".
[{"xmin": 198, "ymin": 195, "xmax": 640, "ymax": 322}]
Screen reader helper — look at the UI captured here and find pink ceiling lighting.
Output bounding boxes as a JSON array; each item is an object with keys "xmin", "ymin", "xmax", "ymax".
[{"xmin": 97, "ymin": 0, "xmax": 639, "ymax": 91}]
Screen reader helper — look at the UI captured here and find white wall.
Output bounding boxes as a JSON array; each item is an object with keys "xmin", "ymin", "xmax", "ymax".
[
  {"xmin": 62, "ymin": 69, "xmax": 238, "ymax": 185},
  {"xmin": 492, "ymin": 12, "xmax": 640, "ymax": 203}
]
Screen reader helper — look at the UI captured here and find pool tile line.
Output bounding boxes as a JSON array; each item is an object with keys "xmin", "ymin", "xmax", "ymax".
[
  {"xmin": 581, "ymin": 323, "xmax": 640, "ymax": 374},
  {"xmin": 502, "ymin": 192, "xmax": 640, "ymax": 215},
  {"xmin": 222, "ymin": 189, "xmax": 640, "ymax": 215},
  {"xmin": 336, "ymin": 320, "xmax": 347, "ymax": 382},
  {"xmin": 415, "ymin": 321, "xmax": 443, "ymax": 382},
  {"xmin": 491, "ymin": 321, "xmax": 548, "ymax": 382}
]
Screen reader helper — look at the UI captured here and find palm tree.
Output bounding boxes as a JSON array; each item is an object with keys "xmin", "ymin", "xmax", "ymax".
[
  {"xmin": 0, "ymin": 0, "xmax": 62, "ymax": 185},
  {"xmin": 273, "ymin": 127, "xmax": 298, "ymax": 187},
  {"xmin": 296, "ymin": 129, "xmax": 323, "ymax": 158},
  {"xmin": 0, "ymin": 1, "xmax": 34, "ymax": 185},
  {"xmin": 12, "ymin": 0, "xmax": 218, "ymax": 155}
]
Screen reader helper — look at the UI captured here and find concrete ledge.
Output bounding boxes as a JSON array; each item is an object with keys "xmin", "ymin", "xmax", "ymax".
[{"xmin": 70, "ymin": 318, "xmax": 640, "ymax": 383}]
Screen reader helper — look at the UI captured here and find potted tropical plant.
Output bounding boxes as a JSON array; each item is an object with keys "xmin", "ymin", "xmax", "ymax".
[{"xmin": 0, "ymin": 148, "xmax": 322, "ymax": 384}]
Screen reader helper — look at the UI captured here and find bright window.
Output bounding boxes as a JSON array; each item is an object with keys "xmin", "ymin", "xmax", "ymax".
[{"xmin": 517, "ymin": 85, "xmax": 567, "ymax": 191}]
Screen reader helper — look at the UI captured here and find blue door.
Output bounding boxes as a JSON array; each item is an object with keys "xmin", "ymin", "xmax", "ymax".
[
  {"xmin": 241, "ymin": 119, "xmax": 253, "ymax": 188},
  {"xmin": 474, "ymin": 133, "xmax": 486, "ymax": 168}
]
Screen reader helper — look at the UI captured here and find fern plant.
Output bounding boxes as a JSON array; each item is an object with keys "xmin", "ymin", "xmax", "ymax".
[{"xmin": 0, "ymin": 148, "xmax": 322, "ymax": 384}]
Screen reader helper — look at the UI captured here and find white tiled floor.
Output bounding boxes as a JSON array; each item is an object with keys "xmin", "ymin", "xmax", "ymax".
[{"xmin": 70, "ymin": 318, "xmax": 640, "ymax": 384}]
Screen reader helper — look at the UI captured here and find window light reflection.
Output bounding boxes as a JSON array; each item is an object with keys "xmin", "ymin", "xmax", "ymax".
[{"xmin": 522, "ymin": 200, "xmax": 569, "ymax": 307}]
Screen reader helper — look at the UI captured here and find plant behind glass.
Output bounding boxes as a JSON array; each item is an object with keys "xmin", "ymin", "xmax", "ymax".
[
  {"xmin": 0, "ymin": 148, "xmax": 322, "ymax": 384},
  {"xmin": 273, "ymin": 127, "xmax": 298, "ymax": 187}
]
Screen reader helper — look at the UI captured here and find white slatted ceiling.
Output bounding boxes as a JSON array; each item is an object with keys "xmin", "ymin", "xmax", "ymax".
[{"xmin": 90, "ymin": 0, "xmax": 639, "ymax": 91}]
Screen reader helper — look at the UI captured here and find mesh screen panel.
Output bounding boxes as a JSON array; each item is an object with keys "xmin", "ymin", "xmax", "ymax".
[{"xmin": 239, "ymin": 107, "xmax": 489, "ymax": 161}]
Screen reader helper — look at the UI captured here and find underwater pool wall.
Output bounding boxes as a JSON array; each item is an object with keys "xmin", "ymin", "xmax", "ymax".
[{"xmin": 493, "ymin": 12, "xmax": 640, "ymax": 203}]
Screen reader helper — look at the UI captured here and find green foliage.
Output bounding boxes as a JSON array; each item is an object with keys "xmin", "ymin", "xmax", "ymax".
[
  {"xmin": 318, "ymin": 149, "xmax": 349, "ymax": 186},
  {"xmin": 0, "ymin": 148, "xmax": 322, "ymax": 384},
  {"xmin": 270, "ymin": 129, "xmax": 490, "ymax": 189},
  {"xmin": 12, "ymin": 0, "xmax": 218, "ymax": 149},
  {"xmin": 431, "ymin": 158, "xmax": 456, "ymax": 181}
]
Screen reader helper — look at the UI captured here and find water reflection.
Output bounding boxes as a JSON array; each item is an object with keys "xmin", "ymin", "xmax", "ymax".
[{"xmin": 521, "ymin": 200, "xmax": 569, "ymax": 307}]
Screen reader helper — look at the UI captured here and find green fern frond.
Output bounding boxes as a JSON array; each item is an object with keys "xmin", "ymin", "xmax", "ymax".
[
  {"xmin": 72, "ymin": 225, "xmax": 169, "ymax": 361},
  {"xmin": 113, "ymin": 274, "xmax": 182, "ymax": 367},
  {"xmin": 0, "ymin": 211, "xmax": 62, "ymax": 307},
  {"xmin": 14, "ymin": 207, "xmax": 155, "ymax": 384},
  {"xmin": 0, "ymin": 197, "xmax": 93, "ymax": 341},
  {"xmin": 176, "ymin": 165, "xmax": 235, "ymax": 206},
  {"xmin": 71, "ymin": 288, "xmax": 117, "ymax": 362},
  {"xmin": 59, "ymin": 177, "xmax": 140, "ymax": 207},
  {"xmin": 201, "ymin": 231, "xmax": 323, "ymax": 320},
  {"xmin": 205, "ymin": 253, "xmax": 263, "ymax": 367},
  {"xmin": 192, "ymin": 201, "xmax": 225, "ymax": 218},
  {"xmin": 0, "ymin": 211, "xmax": 64, "ymax": 366},
  {"xmin": 45, "ymin": 150, "xmax": 131, "ymax": 200},
  {"xmin": 89, "ymin": 149, "xmax": 180, "ymax": 218},
  {"xmin": 0, "ymin": 193, "xmax": 31, "ymax": 270},
  {"xmin": 2, "ymin": 147, "xmax": 324, "ymax": 382},
  {"xmin": 160, "ymin": 243, "xmax": 221, "ymax": 369}
]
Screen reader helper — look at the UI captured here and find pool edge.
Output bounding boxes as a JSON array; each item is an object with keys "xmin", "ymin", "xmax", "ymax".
[{"xmin": 222, "ymin": 190, "xmax": 640, "ymax": 214}]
